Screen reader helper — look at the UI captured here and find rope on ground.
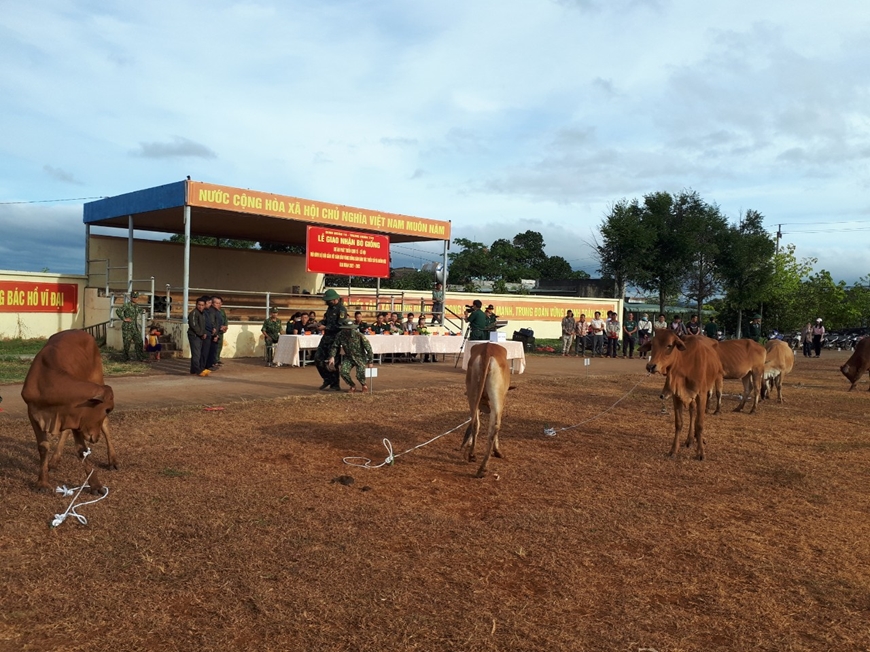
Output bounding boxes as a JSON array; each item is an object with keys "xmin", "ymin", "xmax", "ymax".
[
  {"xmin": 544, "ymin": 373, "xmax": 651, "ymax": 437},
  {"xmin": 344, "ymin": 418, "xmax": 472, "ymax": 469},
  {"xmin": 50, "ymin": 448, "xmax": 110, "ymax": 528}
]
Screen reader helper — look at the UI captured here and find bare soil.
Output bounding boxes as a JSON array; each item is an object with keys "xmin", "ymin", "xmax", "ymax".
[{"xmin": 1, "ymin": 351, "xmax": 869, "ymax": 651}]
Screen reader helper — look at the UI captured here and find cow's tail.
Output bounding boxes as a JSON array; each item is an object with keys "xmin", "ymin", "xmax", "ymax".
[{"xmin": 476, "ymin": 353, "xmax": 495, "ymax": 407}]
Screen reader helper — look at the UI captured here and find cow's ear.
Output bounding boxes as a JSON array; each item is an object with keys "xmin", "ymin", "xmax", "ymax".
[{"xmin": 675, "ymin": 339, "xmax": 687, "ymax": 351}]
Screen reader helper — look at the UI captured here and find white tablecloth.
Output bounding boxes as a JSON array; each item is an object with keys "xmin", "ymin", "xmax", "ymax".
[
  {"xmin": 274, "ymin": 333, "xmax": 466, "ymax": 367},
  {"xmin": 460, "ymin": 340, "xmax": 526, "ymax": 374}
]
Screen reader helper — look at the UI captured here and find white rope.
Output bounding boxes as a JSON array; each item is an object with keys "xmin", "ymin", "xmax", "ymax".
[
  {"xmin": 544, "ymin": 373, "xmax": 650, "ymax": 437},
  {"xmin": 344, "ymin": 418, "xmax": 472, "ymax": 469},
  {"xmin": 49, "ymin": 448, "xmax": 110, "ymax": 528}
]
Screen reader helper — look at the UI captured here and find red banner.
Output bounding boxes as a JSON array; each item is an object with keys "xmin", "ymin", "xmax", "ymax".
[
  {"xmin": 306, "ymin": 227, "xmax": 391, "ymax": 278},
  {"xmin": 0, "ymin": 281, "xmax": 79, "ymax": 313}
]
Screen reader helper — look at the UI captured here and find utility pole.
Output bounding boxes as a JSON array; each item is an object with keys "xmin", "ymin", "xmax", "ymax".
[{"xmin": 776, "ymin": 224, "xmax": 782, "ymax": 254}]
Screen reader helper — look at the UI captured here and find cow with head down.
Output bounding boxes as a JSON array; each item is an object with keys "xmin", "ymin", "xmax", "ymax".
[
  {"xmin": 646, "ymin": 331, "xmax": 723, "ymax": 460},
  {"xmin": 841, "ymin": 337, "xmax": 870, "ymax": 391},
  {"xmin": 461, "ymin": 343, "xmax": 512, "ymax": 478},
  {"xmin": 21, "ymin": 330, "xmax": 117, "ymax": 493},
  {"xmin": 762, "ymin": 339, "xmax": 795, "ymax": 402}
]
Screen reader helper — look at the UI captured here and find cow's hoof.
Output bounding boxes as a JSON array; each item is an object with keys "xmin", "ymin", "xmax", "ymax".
[
  {"xmin": 88, "ymin": 484, "xmax": 106, "ymax": 496},
  {"xmin": 35, "ymin": 483, "xmax": 53, "ymax": 494},
  {"xmin": 493, "ymin": 451, "xmax": 504, "ymax": 459},
  {"xmin": 474, "ymin": 470, "xmax": 486, "ymax": 479}
]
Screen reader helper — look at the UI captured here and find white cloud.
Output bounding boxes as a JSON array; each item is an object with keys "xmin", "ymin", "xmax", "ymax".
[{"xmin": 0, "ymin": 0, "xmax": 868, "ymax": 283}]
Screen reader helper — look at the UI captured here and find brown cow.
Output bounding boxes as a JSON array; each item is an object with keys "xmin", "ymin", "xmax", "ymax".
[
  {"xmin": 711, "ymin": 339, "xmax": 766, "ymax": 414},
  {"xmin": 461, "ymin": 343, "xmax": 511, "ymax": 478},
  {"xmin": 21, "ymin": 330, "xmax": 117, "ymax": 493},
  {"xmin": 646, "ymin": 330, "xmax": 723, "ymax": 460},
  {"xmin": 840, "ymin": 337, "xmax": 870, "ymax": 391},
  {"xmin": 762, "ymin": 339, "xmax": 795, "ymax": 402}
]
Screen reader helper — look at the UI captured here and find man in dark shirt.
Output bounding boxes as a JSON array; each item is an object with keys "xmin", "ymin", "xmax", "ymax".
[
  {"xmin": 465, "ymin": 300, "xmax": 488, "ymax": 341},
  {"xmin": 187, "ymin": 297, "xmax": 209, "ymax": 376}
]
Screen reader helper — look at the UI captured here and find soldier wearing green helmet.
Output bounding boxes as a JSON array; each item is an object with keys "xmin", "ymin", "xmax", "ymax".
[{"xmin": 314, "ymin": 288, "xmax": 348, "ymax": 390}]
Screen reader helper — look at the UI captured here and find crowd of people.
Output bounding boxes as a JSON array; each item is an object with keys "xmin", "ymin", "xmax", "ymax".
[{"xmin": 559, "ymin": 310, "xmax": 732, "ymax": 359}]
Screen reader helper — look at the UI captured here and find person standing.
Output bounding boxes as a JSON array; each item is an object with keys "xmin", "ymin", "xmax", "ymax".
[
  {"xmin": 704, "ymin": 316, "xmax": 719, "ymax": 339},
  {"xmin": 261, "ymin": 308, "xmax": 282, "ymax": 367},
  {"xmin": 747, "ymin": 314, "xmax": 763, "ymax": 343},
  {"xmin": 812, "ymin": 318, "xmax": 825, "ymax": 358},
  {"xmin": 622, "ymin": 311, "xmax": 638, "ymax": 358},
  {"xmin": 574, "ymin": 313, "xmax": 590, "ymax": 356},
  {"xmin": 431, "ymin": 282, "xmax": 444, "ymax": 325},
  {"xmin": 606, "ymin": 311, "xmax": 621, "ymax": 358},
  {"xmin": 561, "ymin": 310, "xmax": 575, "ymax": 356},
  {"xmin": 654, "ymin": 313, "xmax": 669, "ymax": 333},
  {"xmin": 465, "ymin": 300, "xmax": 488, "ymax": 341},
  {"xmin": 115, "ymin": 294, "xmax": 146, "ymax": 361},
  {"xmin": 328, "ymin": 318, "xmax": 375, "ymax": 393},
  {"xmin": 208, "ymin": 295, "xmax": 227, "ymax": 369},
  {"xmin": 187, "ymin": 297, "xmax": 209, "ymax": 376},
  {"xmin": 314, "ymin": 289, "xmax": 348, "ymax": 390},
  {"xmin": 590, "ymin": 311, "xmax": 605, "ymax": 357},
  {"xmin": 636, "ymin": 313, "xmax": 653, "ymax": 347},
  {"xmin": 802, "ymin": 321, "xmax": 814, "ymax": 357}
]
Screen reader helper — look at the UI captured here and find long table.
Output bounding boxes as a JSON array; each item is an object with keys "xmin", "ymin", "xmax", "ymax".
[
  {"xmin": 273, "ymin": 333, "xmax": 466, "ymax": 367},
  {"xmin": 460, "ymin": 340, "xmax": 527, "ymax": 374}
]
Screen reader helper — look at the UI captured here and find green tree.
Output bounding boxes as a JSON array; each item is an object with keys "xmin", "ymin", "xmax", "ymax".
[
  {"xmin": 762, "ymin": 244, "xmax": 815, "ymax": 334},
  {"xmin": 718, "ymin": 210, "xmax": 776, "ymax": 337},
  {"xmin": 635, "ymin": 191, "xmax": 695, "ymax": 315},
  {"xmin": 679, "ymin": 192, "xmax": 730, "ymax": 320},
  {"xmin": 596, "ymin": 198, "xmax": 646, "ymax": 301}
]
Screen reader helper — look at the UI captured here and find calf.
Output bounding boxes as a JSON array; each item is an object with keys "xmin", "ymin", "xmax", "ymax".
[
  {"xmin": 646, "ymin": 330, "xmax": 723, "ymax": 460},
  {"xmin": 840, "ymin": 337, "xmax": 870, "ymax": 391},
  {"xmin": 762, "ymin": 339, "xmax": 795, "ymax": 402},
  {"xmin": 711, "ymin": 339, "xmax": 765, "ymax": 414},
  {"xmin": 461, "ymin": 343, "xmax": 511, "ymax": 478},
  {"xmin": 21, "ymin": 330, "xmax": 117, "ymax": 493}
]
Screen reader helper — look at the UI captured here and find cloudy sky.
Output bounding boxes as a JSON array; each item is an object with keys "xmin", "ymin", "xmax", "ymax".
[{"xmin": 1, "ymin": 0, "xmax": 868, "ymax": 283}]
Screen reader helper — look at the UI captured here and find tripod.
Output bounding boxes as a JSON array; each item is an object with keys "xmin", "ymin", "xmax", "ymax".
[{"xmin": 454, "ymin": 326, "xmax": 473, "ymax": 368}]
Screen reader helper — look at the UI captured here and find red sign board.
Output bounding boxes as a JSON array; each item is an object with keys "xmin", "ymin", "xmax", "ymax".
[
  {"xmin": 0, "ymin": 281, "xmax": 79, "ymax": 313},
  {"xmin": 306, "ymin": 227, "xmax": 390, "ymax": 278}
]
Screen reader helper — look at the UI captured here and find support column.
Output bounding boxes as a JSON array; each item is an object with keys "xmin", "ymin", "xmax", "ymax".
[
  {"xmin": 183, "ymin": 205, "xmax": 191, "ymax": 321},
  {"xmin": 127, "ymin": 215, "xmax": 134, "ymax": 294}
]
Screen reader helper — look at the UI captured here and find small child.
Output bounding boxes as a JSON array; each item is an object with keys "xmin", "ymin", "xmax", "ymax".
[{"xmin": 146, "ymin": 324, "xmax": 163, "ymax": 361}]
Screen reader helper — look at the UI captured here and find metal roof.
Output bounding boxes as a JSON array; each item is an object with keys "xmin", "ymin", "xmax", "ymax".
[{"xmin": 83, "ymin": 180, "xmax": 451, "ymax": 245}]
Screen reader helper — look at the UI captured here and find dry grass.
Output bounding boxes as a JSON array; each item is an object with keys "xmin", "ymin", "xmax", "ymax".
[{"xmin": 1, "ymin": 359, "xmax": 869, "ymax": 652}]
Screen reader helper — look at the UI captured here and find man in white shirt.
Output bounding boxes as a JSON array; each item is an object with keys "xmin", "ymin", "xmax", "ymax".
[{"xmin": 589, "ymin": 311, "xmax": 605, "ymax": 357}]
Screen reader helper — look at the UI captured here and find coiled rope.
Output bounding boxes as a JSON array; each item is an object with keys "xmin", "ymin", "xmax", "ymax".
[
  {"xmin": 343, "ymin": 418, "xmax": 472, "ymax": 469},
  {"xmin": 544, "ymin": 373, "xmax": 650, "ymax": 437},
  {"xmin": 50, "ymin": 448, "xmax": 110, "ymax": 528}
]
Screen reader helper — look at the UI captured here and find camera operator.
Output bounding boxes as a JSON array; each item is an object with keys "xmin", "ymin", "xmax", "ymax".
[{"xmin": 465, "ymin": 299, "xmax": 489, "ymax": 340}]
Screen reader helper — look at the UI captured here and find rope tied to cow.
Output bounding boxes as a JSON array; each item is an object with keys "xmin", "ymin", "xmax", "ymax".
[
  {"xmin": 544, "ymin": 373, "xmax": 651, "ymax": 437},
  {"xmin": 343, "ymin": 418, "xmax": 472, "ymax": 469},
  {"xmin": 50, "ymin": 448, "xmax": 110, "ymax": 528}
]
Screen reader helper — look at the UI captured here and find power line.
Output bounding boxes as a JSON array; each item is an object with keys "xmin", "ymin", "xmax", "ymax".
[{"xmin": 0, "ymin": 196, "xmax": 105, "ymax": 205}]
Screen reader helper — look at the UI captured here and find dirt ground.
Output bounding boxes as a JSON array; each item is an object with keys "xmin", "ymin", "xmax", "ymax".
[{"xmin": 1, "ymin": 350, "xmax": 869, "ymax": 651}]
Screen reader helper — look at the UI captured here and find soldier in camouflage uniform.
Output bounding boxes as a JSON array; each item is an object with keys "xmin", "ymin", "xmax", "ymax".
[
  {"xmin": 328, "ymin": 318, "xmax": 374, "ymax": 392},
  {"xmin": 261, "ymin": 308, "xmax": 282, "ymax": 366},
  {"xmin": 315, "ymin": 288, "xmax": 348, "ymax": 390},
  {"xmin": 116, "ymin": 294, "xmax": 146, "ymax": 361}
]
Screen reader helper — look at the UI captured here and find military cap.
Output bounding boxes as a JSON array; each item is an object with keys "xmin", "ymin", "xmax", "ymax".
[{"xmin": 323, "ymin": 288, "xmax": 340, "ymax": 302}]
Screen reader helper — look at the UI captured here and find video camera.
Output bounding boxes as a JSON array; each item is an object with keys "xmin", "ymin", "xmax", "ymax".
[{"xmin": 464, "ymin": 305, "xmax": 475, "ymax": 314}]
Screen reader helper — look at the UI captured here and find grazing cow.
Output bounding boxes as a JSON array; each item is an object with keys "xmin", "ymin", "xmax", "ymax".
[
  {"xmin": 21, "ymin": 330, "xmax": 117, "ymax": 493},
  {"xmin": 762, "ymin": 339, "xmax": 795, "ymax": 402},
  {"xmin": 840, "ymin": 337, "xmax": 870, "ymax": 391},
  {"xmin": 711, "ymin": 339, "xmax": 766, "ymax": 414},
  {"xmin": 461, "ymin": 343, "xmax": 511, "ymax": 478},
  {"xmin": 646, "ymin": 330, "xmax": 723, "ymax": 460}
]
